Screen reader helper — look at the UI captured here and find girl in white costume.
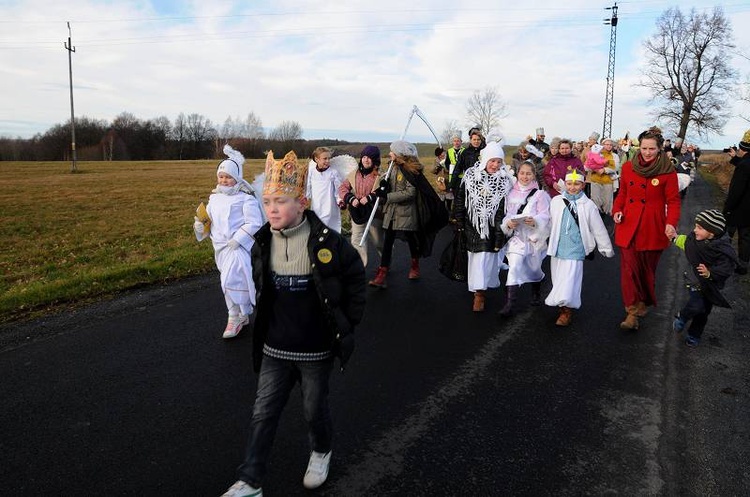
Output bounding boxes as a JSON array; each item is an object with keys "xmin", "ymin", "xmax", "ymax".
[
  {"xmin": 306, "ymin": 147, "xmax": 344, "ymax": 232},
  {"xmin": 453, "ymin": 141, "xmax": 513, "ymax": 312},
  {"xmin": 194, "ymin": 145, "xmax": 265, "ymax": 338},
  {"xmin": 545, "ymin": 170, "xmax": 614, "ymax": 326},
  {"xmin": 498, "ymin": 160, "xmax": 551, "ymax": 316}
]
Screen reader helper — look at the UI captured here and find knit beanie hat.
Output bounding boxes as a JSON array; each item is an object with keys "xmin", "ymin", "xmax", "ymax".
[
  {"xmin": 360, "ymin": 145, "xmax": 381, "ymax": 167},
  {"xmin": 216, "ymin": 144, "xmax": 245, "ymax": 182},
  {"xmin": 479, "ymin": 142, "xmax": 505, "ymax": 169},
  {"xmin": 591, "ymin": 144, "xmax": 603, "ymax": 154},
  {"xmin": 695, "ymin": 209, "xmax": 726, "ymax": 236},
  {"xmin": 390, "ymin": 140, "xmax": 418, "ymax": 157},
  {"xmin": 739, "ymin": 129, "xmax": 750, "ymax": 152}
]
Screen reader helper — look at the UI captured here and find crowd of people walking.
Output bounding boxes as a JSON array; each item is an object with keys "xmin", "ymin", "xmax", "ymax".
[{"xmin": 195, "ymin": 125, "xmax": 749, "ymax": 497}]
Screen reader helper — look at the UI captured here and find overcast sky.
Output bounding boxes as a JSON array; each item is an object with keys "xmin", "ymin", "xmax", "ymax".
[{"xmin": 1, "ymin": 0, "xmax": 749, "ymax": 149}]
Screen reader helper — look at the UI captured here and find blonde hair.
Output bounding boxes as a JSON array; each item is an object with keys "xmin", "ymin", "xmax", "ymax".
[{"xmin": 311, "ymin": 147, "xmax": 332, "ymax": 161}]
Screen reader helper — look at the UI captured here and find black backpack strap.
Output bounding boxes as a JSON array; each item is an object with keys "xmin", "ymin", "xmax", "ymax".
[
  {"xmin": 515, "ymin": 188, "xmax": 538, "ymax": 215},
  {"xmin": 561, "ymin": 197, "xmax": 580, "ymax": 227}
]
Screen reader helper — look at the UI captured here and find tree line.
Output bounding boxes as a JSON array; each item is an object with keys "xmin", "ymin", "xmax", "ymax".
[{"xmin": 0, "ymin": 111, "xmax": 336, "ymax": 162}]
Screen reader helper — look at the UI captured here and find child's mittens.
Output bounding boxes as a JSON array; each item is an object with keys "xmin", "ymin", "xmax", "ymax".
[
  {"xmin": 193, "ymin": 217, "xmax": 205, "ymax": 235},
  {"xmin": 227, "ymin": 239, "xmax": 241, "ymax": 250}
]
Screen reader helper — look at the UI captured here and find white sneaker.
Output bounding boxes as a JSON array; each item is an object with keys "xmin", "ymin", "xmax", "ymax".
[
  {"xmin": 220, "ymin": 480, "xmax": 262, "ymax": 497},
  {"xmin": 223, "ymin": 315, "xmax": 249, "ymax": 339},
  {"xmin": 303, "ymin": 450, "xmax": 331, "ymax": 489}
]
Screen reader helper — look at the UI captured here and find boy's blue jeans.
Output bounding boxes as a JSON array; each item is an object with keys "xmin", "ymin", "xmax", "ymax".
[
  {"xmin": 237, "ymin": 356, "xmax": 333, "ymax": 487},
  {"xmin": 679, "ymin": 289, "xmax": 714, "ymax": 339}
]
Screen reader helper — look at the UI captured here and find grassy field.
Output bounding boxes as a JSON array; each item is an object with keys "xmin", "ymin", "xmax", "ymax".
[{"xmin": 0, "ymin": 159, "xmax": 271, "ymax": 323}]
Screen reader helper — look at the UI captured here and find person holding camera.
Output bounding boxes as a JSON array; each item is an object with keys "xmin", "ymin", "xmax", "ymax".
[{"xmin": 723, "ymin": 130, "xmax": 750, "ymax": 275}]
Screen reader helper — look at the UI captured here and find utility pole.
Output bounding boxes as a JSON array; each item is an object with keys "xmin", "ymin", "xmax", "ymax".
[
  {"xmin": 602, "ymin": 3, "xmax": 618, "ymax": 140},
  {"xmin": 64, "ymin": 22, "xmax": 77, "ymax": 173}
]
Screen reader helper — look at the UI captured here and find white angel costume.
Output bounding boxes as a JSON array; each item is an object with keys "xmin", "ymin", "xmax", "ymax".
[
  {"xmin": 544, "ymin": 189, "xmax": 614, "ymax": 309},
  {"xmin": 500, "ymin": 180, "xmax": 551, "ymax": 286},
  {"xmin": 307, "ymin": 160, "xmax": 344, "ymax": 233},
  {"xmin": 195, "ymin": 145, "xmax": 264, "ymax": 318}
]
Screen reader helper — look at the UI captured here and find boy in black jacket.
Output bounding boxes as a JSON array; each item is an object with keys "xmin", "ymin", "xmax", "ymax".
[
  {"xmin": 222, "ymin": 150, "xmax": 366, "ymax": 497},
  {"xmin": 672, "ymin": 209, "xmax": 738, "ymax": 347}
]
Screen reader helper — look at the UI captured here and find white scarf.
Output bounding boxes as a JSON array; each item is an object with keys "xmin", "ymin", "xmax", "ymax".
[
  {"xmin": 463, "ymin": 165, "xmax": 512, "ymax": 239},
  {"xmin": 213, "ymin": 179, "xmax": 254, "ymax": 196}
]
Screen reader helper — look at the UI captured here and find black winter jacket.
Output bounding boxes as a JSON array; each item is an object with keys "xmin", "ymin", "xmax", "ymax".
[
  {"xmin": 251, "ymin": 211, "xmax": 366, "ymax": 372},
  {"xmin": 449, "ymin": 144, "xmax": 483, "ymax": 193},
  {"xmin": 724, "ymin": 154, "xmax": 750, "ymax": 227}
]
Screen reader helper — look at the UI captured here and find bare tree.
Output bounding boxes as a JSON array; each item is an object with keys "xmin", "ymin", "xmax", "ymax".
[
  {"xmin": 172, "ymin": 113, "xmax": 187, "ymax": 160},
  {"xmin": 465, "ymin": 87, "xmax": 507, "ymax": 135},
  {"xmin": 245, "ymin": 112, "xmax": 265, "ymax": 139},
  {"xmin": 638, "ymin": 7, "xmax": 736, "ymax": 140},
  {"xmin": 739, "ymin": 76, "xmax": 750, "ymax": 123},
  {"xmin": 270, "ymin": 120, "xmax": 303, "ymax": 142},
  {"xmin": 440, "ymin": 119, "xmax": 462, "ymax": 145}
]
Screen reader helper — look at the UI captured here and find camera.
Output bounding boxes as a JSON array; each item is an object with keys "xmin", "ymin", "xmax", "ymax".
[{"xmin": 722, "ymin": 145, "xmax": 737, "ymax": 153}]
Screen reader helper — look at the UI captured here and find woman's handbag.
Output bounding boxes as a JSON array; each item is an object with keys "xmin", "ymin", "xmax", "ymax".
[{"xmin": 438, "ymin": 229, "xmax": 468, "ymax": 281}]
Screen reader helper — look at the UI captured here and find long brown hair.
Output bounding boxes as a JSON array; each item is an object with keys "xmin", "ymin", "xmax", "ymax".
[{"xmin": 393, "ymin": 154, "xmax": 424, "ymax": 175}]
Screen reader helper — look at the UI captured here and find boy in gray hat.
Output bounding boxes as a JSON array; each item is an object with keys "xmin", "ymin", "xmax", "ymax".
[{"xmin": 671, "ymin": 209, "xmax": 738, "ymax": 347}]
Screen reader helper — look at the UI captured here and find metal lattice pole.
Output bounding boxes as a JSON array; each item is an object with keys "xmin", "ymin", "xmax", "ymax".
[{"xmin": 602, "ymin": 3, "xmax": 618, "ymax": 140}]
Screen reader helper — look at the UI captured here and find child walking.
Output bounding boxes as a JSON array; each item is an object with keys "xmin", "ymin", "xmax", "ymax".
[
  {"xmin": 545, "ymin": 170, "xmax": 614, "ymax": 326},
  {"xmin": 221, "ymin": 150, "xmax": 366, "ymax": 497},
  {"xmin": 307, "ymin": 147, "xmax": 344, "ymax": 232},
  {"xmin": 672, "ymin": 209, "xmax": 739, "ymax": 347},
  {"xmin": 193, "ymin": 144, "xmax": 264, "ymax": 339},
  {"xmin": 499, "ymin": 160, "xmax": 551, "ymax": 316},
  {"xmin": 452, "ymin": 141, "xmax": 513, "ymax": 312}
]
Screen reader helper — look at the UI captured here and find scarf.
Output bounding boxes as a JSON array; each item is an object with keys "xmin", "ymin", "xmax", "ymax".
[
  {"xmin": 463, "ymin": 165, "xmax": 512, "ymax": 239},
  {"xmin": 213, "ymin": 179, "xmax": 255, "ymax": 196},
  {"xmin": 631, "ymin": 152, "xmax": 673, "ymax": 178}
]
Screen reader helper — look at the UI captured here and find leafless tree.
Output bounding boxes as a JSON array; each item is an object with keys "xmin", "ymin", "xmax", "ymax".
[
  {"xmin": 270, "ymin": 120, "xmax": 303, "ymax": 142},
  {"xmin": 637, "ymin": 7, "xmax": 736, "ymax": 140},
  {"xmin": 172, "ymin": 113, "xmax": 187, "ymax": 159},
  {"xmin": 245, "ymin": 112, "xmax": 265, "ymax": 140},
  {"xmin": 465, "ymin": 87, "xmax": 507, "ymax": 135},
  {"xmin": 440, "ymin": 119, "xmax": 462, "ymax": 145}
]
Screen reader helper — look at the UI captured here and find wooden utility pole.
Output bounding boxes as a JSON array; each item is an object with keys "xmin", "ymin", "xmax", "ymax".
[{"xmin": 65, "ymin": 22, "xmax": 77, "ymax": 172}]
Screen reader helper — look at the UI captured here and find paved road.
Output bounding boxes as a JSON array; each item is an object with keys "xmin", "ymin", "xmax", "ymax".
[{"xmin": 1, "ymin": 174, "xmax": 748, "ymax": 496}]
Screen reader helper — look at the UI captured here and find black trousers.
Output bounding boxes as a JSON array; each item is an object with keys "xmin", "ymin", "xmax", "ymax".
[
  {"xmin": 727, "ymin": 225, "xmax": 750, "ymax": 267},
  {"xmin": 679, "ymin": 289, "xmax": 714, "ymax": 339},
  {"xmin": 380, "ymin": 228, "xmax": 419, "ymax": 267}
]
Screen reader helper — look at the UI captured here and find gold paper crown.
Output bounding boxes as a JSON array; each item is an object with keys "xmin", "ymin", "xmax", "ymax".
[
  {"xmin": 742, "ymin": 129, "xmax": 750, "ymax": 145},
  {"xmin": 263, "ymin": 150, "xmax": 306, "ymax": 198},
  {"xmin": 565, "ymin": 170, "xmax": 584, "ymax": 183}
]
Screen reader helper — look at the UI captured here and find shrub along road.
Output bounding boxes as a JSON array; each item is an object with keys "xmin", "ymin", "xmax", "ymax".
[{"xmin": 0, "ymin": 174, "xmax": 747, "ymax": 496}]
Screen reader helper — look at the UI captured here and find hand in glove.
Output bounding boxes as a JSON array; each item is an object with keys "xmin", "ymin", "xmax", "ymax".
[
  {"xmin": 227, "ymin": 239, "xmax": 241, "ymax": 250},
  {"xmin": 376, "ymin": 178, "xmax": 390, "ymax": 200},
  {"xmin": 193, "ymin": 217, "xmax": 205, "ymax": 235}
]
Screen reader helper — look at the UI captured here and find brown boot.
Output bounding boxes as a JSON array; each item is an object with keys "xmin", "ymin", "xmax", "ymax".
[
  {"xmin": 555, "ymin": 306, "xmax": 573, "ymax": 326},
  {"xmin": 472, "ymin": 290, "xmax": 486, "ymax": 312},
  {"xmin": 368, "ymin": 266, "xmax": 388, "ymax": 288},
  {"xmin": 620, "ymin": 305, "xmax": 639, "ymax": 330},
  {"xmin": 408, "ymin": 258, "xmax": 420, "ymax": 280},
  {"xmin": 497, "ymin": 285, "xmax": 518, "ymax": 317},
  {"xmin": 635, "ymin": 301, "xmax": 648, "ymax": 317}
]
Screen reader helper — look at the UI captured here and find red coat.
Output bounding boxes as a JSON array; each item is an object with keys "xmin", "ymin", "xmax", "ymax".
[{"xmin": 613, "ymin": 160, "xmax": 681, "ymax": 251}]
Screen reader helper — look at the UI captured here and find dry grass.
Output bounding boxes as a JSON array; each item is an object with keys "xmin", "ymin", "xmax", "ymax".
[{"xmin": 0, "ymin": 159, "xmax": 268, "ymax": 322}]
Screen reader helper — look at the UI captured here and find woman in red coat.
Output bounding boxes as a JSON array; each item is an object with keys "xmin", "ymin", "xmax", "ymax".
[{"xmin": 613, "ymin": 127, "xmax": 680, "ymax": 330}]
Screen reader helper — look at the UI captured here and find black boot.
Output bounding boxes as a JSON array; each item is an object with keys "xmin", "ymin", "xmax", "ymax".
[
  {"xmin": 498, "ymin": 285, "xmax": 518, "ymax": 317},
  {"xmin": 530, "ymin": 281, "xmax": 542, "ymax": 306}
]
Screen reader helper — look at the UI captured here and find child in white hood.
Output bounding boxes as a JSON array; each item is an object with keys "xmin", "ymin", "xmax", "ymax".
[{"xmin": 194, "ymin": 145, "xmax": 265, "ymax": 338}]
